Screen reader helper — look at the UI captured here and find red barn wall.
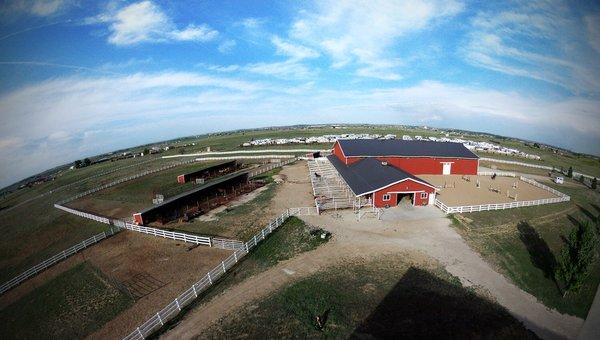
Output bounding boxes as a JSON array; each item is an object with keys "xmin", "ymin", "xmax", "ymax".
[
  {"xmin": 372, "ymin": 179, "xmax": 435, "ymax": 208},
  {"xmin": 345, "ymin": 156, "xmax": 477, "ymax": 175},
  {"xmin": 332, "ymin": 142, "xmax": 347, "ymax": 163}
]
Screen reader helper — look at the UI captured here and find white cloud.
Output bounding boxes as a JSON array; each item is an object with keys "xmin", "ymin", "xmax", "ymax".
[
  {"xmin": 218, "ymin": 39, "xmax": 236, "ymax": 54},
  {"xmin": 271, "ymin": 36, "xmax": 319, "ymax": 60},
  {"xmin": 90, "ymin": 1, "xmax": 218, "ymax": 45},
  {"xmin": 464, "ymin": 2, "xmax": 600, "ymax": 94},
  {"xmin": 290, "ymin": 0, "xmax": 463, "ymax": 79},
  {"xmin": 245, "ymin": 60, "xmax": 315, "ymax": 79},
  {"xmin": 585, "ymin": 14, "xmax": 600, "ymax": 54},
  {"xmin": 1, "ymin": 72, "xmax": 598, "ymax": 187}
]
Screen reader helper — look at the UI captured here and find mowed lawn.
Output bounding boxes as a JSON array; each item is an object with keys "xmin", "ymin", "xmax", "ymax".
[
  {"xmin": 452, "ymin": 177, "xmax": 600, "ymax": 318},
  {"xmin": 0, "ymin": 262, "xmax": 133, "ymax": 339},
  {"xmin": 204, "ymin": 256, "xmax": 535, "ymax": 339}
]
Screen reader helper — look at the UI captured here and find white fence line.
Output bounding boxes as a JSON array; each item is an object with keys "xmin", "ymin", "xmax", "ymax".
[
  {"xmin": 480, "ymin": 157, "xmax": 596, "ymax": 180},
  {"xmin": 435, "ymin": 176, "xmax": 570, "ymax": 214},
  {"xmin": 0, "ymin": 226, "xmax": 120, "ymax": 295},
  {"xmin": 57, "ymin": 159, "xmax": 198, "ymax": 205},
  {"xmin": 54, "ymin": 204, "xmax": 111, "ymax": 224},
  {"xmin": 123, "ymin": 208, "xmax": 304, "ymax": 340},
  {"xmin": 115, "ymin": 221, "xmax": 212, "ymax": 247},
  {"xmin": 165, "ymin": 149, "xmax": 328, "ymax": 158},
  {"xmin": 248, "ymin": 158, "xmax": 297, "ymax": 178},
  {"xmin": 477, "ymin": 171, "xmax": 516, "ymax": 177}
]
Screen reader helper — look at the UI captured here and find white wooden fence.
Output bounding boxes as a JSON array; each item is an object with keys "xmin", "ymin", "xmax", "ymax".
[
  {"xmin": 480, "ymin": 157, "xmax": 596, "ymax": 180},
  {"xmin": 248, "ymin": 158, "xmax": 297, "ymax": 178},
  {"xmin": 54, "ymin": 204, "xmax": 111, "ymax": 224},
  {"xmin": 435, "ymin": 176, "xmax": 570, "ymax": 214},
  {"xmin": 477, "ymin": 171, "xmax": 516, "ymax": 177},
  {"xmin": 0, "ymin": 226, "xmax": 120, "ymax": 295},
  {"xmin": 113, "ymin": 220, "xmax": 212, "ymax": 247},
  {"xmin": 123, "ymin": 209, "xmax": 297, "ymax": 340},
  {"xmin": 165, "ymin": 149, "xmax": 328, "ymax": 158},
  {"xmin": 57, "ymin": 159, "xmax": 197, "ymax": 205}
]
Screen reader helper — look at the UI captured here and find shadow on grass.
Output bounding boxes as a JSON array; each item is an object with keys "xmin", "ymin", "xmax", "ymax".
[
  {"xmin": 351, "ymin": 267, "xmax": 537, "ymax": 339},
  {"xmin": 577, "ymin": 204, "xmax": 596, "ymax": 221},
  {"xmin": 517, "ymin": 221, "xmax": 561, "ymax": 295},
  {"xmin": 590, "ymin": 203, "xmax": 600, "ymax": 215}
]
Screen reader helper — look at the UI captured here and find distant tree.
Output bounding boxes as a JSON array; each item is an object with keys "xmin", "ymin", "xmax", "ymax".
[
  {"xmin": 556, "ymin": 222, "xmax": 598, "ymax": 296},
  {"xmin": 579, "ymin": 175, "xmax": 585, "ymax": 183},
  {"xmin": 179, "ymin": 148, "xmax": 186, "ymax": 155},
  {"xmin": 533, "ymin": 143, "xmax": 540, "ymax": 148},
  {"xmin": 83, "ymin": 158, "xmax": 91, "ymax": 167},
  {"xmin": 592, "ymin": 178, "xmax": 597, "ymax": 190},
  {"xmin": 143, "ymin": 148, "xmax": 150, "ymax": 155},
  {"xmin": 74, "ymin": 160, "xmax": 82, "ymax": 168},
  {"xmin": 567, "ymin": 166, "xmax": 573, "ymax": 178}
]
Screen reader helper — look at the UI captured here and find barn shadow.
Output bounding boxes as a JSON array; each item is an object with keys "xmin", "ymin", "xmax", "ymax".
[
  {"xmin": 351, "ymin": 267, "xmax": 537, "ymax": 339},
  {"xmin": 516, "ymin": 221, "xmax": 561, "ymax": 294}
]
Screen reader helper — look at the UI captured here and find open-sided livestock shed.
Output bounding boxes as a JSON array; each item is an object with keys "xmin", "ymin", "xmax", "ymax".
[
  {"xmin": 134, "ymin": 170, "xmax": 252, "ymax": 225},
  {"xmin": 177, "ymin": 160, "xmax": 239, "ymax": 184}
]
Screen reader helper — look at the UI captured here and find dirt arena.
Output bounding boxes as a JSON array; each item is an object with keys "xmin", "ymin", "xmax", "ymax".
[
  {"xmin": 1, "ymin": 231, "xmax": 231, "ymax": 339},
  {"xmin": 420, "ymin": 174, "xmax": 559, "ymax": 207}
]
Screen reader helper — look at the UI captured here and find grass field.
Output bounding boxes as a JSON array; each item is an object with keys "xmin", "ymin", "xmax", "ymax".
[
  {"xmin": 0, "ymin": 156, "xmax": 184, "ymax": 283},
  {"xmin": 157, "ymin": 216, "xmax": 329, "ymax": 336},
  {"xmin": 0, "ymin": 262, "xmax": 133, "ymax": 339},
  {"xmin": 158, "ymin": 126, "xmax": 599, "ymax": 178},
  {"xmin": 203, "ymin": 255, "xmax": 535, "ymax": 339},
  {"xmin": 452, "ymin": 178, "xmax": 600, "ymax": 318}
]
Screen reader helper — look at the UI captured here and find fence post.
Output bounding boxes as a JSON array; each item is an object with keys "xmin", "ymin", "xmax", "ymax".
[
  {"xmin": 137, "ymin": 327, "xmax": 143, "ymax": 339},
  {"xmin": 175, "ymin": 298, "xmax": 181, "ymax": 311},
  {"xmin": 192, "ymin": 285, "xmax": 197, "ymax": 297},
  {"xmin": 207, "ymin": 272, "xmax": 212, "ymax": 284},
  {"xmin": 157, "ymin": 313, "xmax": 163, "ymax": 325}
]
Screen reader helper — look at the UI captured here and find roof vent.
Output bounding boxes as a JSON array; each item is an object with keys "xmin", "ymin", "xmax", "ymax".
[{"xmin": 381, "ymin": 161, "xmax": 388, "ymax": 166}]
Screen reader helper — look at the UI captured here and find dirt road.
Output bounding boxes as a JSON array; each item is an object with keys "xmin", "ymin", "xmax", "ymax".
[{"xmin": 163, "ymin": 205, "xmax": 584, "ymax": 340}]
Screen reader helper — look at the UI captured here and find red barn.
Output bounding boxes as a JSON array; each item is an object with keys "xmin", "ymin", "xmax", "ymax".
[{"xmin": 327, "ymin": 139, "xmax": 478, "ymax": 208}]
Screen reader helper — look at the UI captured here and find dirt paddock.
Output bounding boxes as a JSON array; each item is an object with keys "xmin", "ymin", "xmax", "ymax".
[
  {"xmin": 0, "ymin": 230, "xmax": 231, "ymax": 339},
  {"xmin": 420, "ymin": 174, "xmax": 559, "ymax": 207}
]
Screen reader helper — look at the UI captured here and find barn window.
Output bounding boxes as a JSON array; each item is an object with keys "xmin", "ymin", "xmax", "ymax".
[
  {"xmin": 420, "ymin": 192, "xmax": 428, "ymax": 199},
  {"xmin": 382, "ymin": 194, "xmax": 391, "ymax": 201}
]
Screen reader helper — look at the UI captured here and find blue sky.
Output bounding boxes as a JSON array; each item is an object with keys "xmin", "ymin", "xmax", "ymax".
[{"xmin": 0, "ymin": 0, "xmax": 599, "ymax": 187}]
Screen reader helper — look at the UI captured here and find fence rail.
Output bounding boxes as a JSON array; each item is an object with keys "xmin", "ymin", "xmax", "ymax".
[
  {"xmin": 477, "ymin": 171, "xmax": 516, "ymax": 177},
  {"xmin": 480, "ymin": 157, "xmax": 596, "ymax": 180},
  {"xmin": 123, "ymin": 209, "xmax": 297, "ymax": 340},
  {"xmin": 57, "ymin": 159, "xmax": 198, "ymax": 205},
  {"xmin": 435, "ymin": 176, "xmax": 570, "ymax": 214},
  {"xmin": 0, "ymin": 226, "xmax": 120, "ymax": 295},
  {"xmin": 248, "ymin": 158, "xmax": 297, "ymax": 178},
  {"xmin": 117, "ymin": 221, "xmax": 212, "ymax": 247}
]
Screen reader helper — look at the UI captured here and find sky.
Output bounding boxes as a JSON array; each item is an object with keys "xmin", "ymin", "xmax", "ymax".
[{"xmin": 0, "ymin": 0, "xmax": 599, "ymax": 188}]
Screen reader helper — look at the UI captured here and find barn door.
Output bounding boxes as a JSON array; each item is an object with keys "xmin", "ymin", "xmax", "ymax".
[{"xmin": 442, "ymin": 162, "xmax": 452, "ymax": 175}]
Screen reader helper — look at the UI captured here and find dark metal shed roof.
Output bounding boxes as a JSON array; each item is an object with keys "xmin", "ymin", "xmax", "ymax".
[
  {"xmin": 138, "ymin": 169, "xmax": 250, "ymax": 214},
  {"xmin": 337, "ymin": 139, "xmax": 478, "ymax": 159},
  {"xmin": 327, "ymin": 155, "xmax": 434, "ymax": 196}
]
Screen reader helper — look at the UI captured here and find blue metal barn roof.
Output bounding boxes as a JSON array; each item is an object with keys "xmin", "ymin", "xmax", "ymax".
[
  {"xmin": 337, "ymin": 139, "xmax": 478, "ymax": 159},
  {"xmin": 327, "ymin": 155, "xmax": 434, "ymax": 196}
]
